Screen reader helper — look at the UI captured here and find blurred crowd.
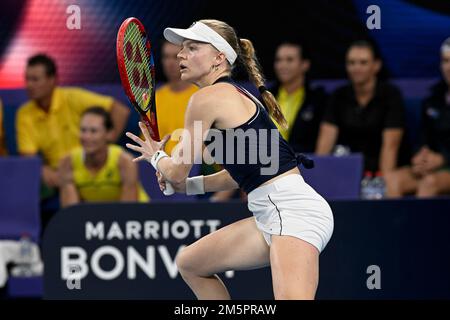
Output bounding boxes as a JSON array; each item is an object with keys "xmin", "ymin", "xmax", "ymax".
[{"xmin": 1, "ymin": 37, "xmax": 450, "ymax": 229}]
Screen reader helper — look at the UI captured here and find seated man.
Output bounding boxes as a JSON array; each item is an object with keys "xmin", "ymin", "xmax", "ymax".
[
  {"xmin": 385, "ymin": 38, "xmax": 450, "ymax": 198},
  {"xmin": 271, "ymin": 39, "xmax": 328, "ymax": 153},
  {"xmin": 16, "ymin": 54, "xmax": 130, "ymax": 191},
  {"xmin": 59, "ymin": 107, "xmax": 149, "ymax": 207}
]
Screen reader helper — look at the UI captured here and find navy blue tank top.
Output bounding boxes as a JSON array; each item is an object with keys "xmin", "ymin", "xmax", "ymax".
[{"xmin": 204, "ymin": 77, "xmax": 313, "ymax": 193}]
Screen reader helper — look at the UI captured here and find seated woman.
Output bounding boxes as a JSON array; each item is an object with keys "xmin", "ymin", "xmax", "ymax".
[
  {"xmin": 316, "ymin": 40, "xmax": 409, "ymax": 175},
  {"xmin": 384, "ymin": 38, "xmax": 450, "ymax": 198},
  {"xmin": 59, "ymin": 107, "xmax": 149, "ymax": 207}
]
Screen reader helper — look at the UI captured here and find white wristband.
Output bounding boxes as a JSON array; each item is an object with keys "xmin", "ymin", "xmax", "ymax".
[
  {"xmin": 150, "ymin": 150, "xmax": 169, "ymax": 170},
  {"xmin": 186, "ymin": 175, "xmax": 205, "ymax": 195}
]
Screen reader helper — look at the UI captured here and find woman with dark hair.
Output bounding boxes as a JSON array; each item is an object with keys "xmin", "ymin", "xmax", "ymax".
[{"xmin": 59, "ymin": 107, "xmax": 149, "ymax": 207}]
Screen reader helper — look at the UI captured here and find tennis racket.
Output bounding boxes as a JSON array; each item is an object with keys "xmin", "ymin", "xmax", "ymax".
[{"xmin": 116, "ymin": 17, "xmax": 174, "ymax": 196}]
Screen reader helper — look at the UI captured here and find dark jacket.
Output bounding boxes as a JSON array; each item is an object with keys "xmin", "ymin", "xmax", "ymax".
[
  {"xmin": 269, "ymin": 82, "xmax": 328, "ymax": 153},
  {"xmin": 323, "ymin": 81, "xmax": 411, "ymax": 172},
  {"xmin": 420, "ymin": 80, "xmax": 450, "ymax": 165}
]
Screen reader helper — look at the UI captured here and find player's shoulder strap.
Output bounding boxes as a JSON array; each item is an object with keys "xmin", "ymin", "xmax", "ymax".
[{"xmin": 213, "ymin": 76, "xmax": 265, "ymax": 111}]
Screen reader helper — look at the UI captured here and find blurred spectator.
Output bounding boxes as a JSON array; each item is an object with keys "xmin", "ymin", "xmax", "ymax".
[
  {"xmin": 16, "ymin": 54, "xmax": 130, "ymax": 192},
  {"xmin": 59, "ymin": 107, "xmax": 149, "ymax": 208},
  {"xmin": 316, "ymin": 40, "xmax": 408, "ymax": 174},
  {"xmin": 0, "ymin": 99, "xmax": 6, "ymax": 156},
  {"xmin": 385, "ymin": 38, "xmax": 450, "ymax": 198},
  {"xmin": 153, "ymin": 41, "xmax": 233, "ymax": 202},
  {"xmin": 270, "ymin": 40, "xmax": 328, "ymax": 153},
  {"xmin": 153, "ymin": 40, "xmax": 197, "ymax": 154}
]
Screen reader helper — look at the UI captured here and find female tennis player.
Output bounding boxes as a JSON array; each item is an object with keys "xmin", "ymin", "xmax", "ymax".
[{"xmin": 125, "ymin": 19, "xmax": 334, "ymax": 299}]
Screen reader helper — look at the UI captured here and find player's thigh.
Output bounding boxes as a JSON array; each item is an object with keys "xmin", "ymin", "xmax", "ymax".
[
  {"xmin": 269, "ymin": 235, "xmax": 319, "ymax": 299},
  {"xmin": 176, "ymin": 217, "xmax": 270, "ymax": 276}
]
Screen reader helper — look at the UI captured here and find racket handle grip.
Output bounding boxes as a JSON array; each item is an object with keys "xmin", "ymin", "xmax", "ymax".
[{"xmin": 163, "ymin": 182, "xmax": 175, "ymax": 196}]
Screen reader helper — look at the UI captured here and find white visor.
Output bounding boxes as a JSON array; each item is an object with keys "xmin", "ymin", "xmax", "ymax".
[{"xmin": 164, "ymin": 21, "xmax": 238, "ymax": 65}]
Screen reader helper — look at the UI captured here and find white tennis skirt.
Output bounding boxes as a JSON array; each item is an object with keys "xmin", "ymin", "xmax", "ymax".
[{"xmin": 247, "ymin": 174, "xmax": 334, "ymax": 253}]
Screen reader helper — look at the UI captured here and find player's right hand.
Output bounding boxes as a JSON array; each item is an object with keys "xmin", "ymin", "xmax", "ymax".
[{"xmin": 156, "ymin": 171, "xmax": 186, "ymax": 193}]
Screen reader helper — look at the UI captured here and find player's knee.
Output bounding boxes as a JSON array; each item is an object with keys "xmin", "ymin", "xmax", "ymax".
[{"xmin": 175, "ymin": 246, "xmax": 197, "ymax": 277}]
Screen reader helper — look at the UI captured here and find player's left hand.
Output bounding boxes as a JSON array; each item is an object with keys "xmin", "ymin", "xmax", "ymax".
[{"xmin": 125, "ymin": 122, "xmax": 170, "ymax": 162}]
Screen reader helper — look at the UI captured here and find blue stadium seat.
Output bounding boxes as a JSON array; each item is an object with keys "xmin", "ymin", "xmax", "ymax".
[
  {"xmin": 0, "ymin": 157, "xmax": 43, "ymax": 299},
  {"xmin": 0, "ymin": 157, "xmax": 41, "ymax": 241},
  {"xmin": 7, "ymin": 276, "xmax": 43, "ymax": 298},
  {"xmin": 301, "ymin": 154, "xmax": 363, "ymax": 200}
]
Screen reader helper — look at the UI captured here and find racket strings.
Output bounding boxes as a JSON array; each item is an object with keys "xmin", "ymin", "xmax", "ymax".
[{"xmin": 123, "ymin": 23, "xmax": 154, "ymax": 112}]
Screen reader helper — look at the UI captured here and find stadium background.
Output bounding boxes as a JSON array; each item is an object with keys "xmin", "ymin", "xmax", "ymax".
[
  {"xmin": 1, "ymin": 0, "xmax": 450, "ymax": 88},
  {"xmin": 1, "ymin": 0, "xmax": 450, "ymax": 299}
]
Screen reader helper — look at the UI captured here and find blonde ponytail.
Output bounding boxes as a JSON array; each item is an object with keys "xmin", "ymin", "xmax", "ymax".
[
  {"xmin": 239, "ymin": 38, "xmax": 287, "ymax": 129},
  {"xmin": 198, "ymin": 20, "xmax": 287, "ymax": 129}
]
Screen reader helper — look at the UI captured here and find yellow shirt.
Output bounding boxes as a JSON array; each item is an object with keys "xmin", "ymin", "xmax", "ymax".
[
  {"xmin": 0, "ymin": 101, "xmax": 6, "ymax": 156},
  {"xmin": 151, "ymin": 84, "xmax": 197, "ymax": 154},
  {"xmin": 16, "ymin": 87, "xmax": 114, "ymax": 168},
  {"xmin": 71, "ymin": 144, "xmax": 149, "ymax": 203},
  {"xmin": 275, "ymin": 87, "xmax": 305, "ymax": 140}
]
